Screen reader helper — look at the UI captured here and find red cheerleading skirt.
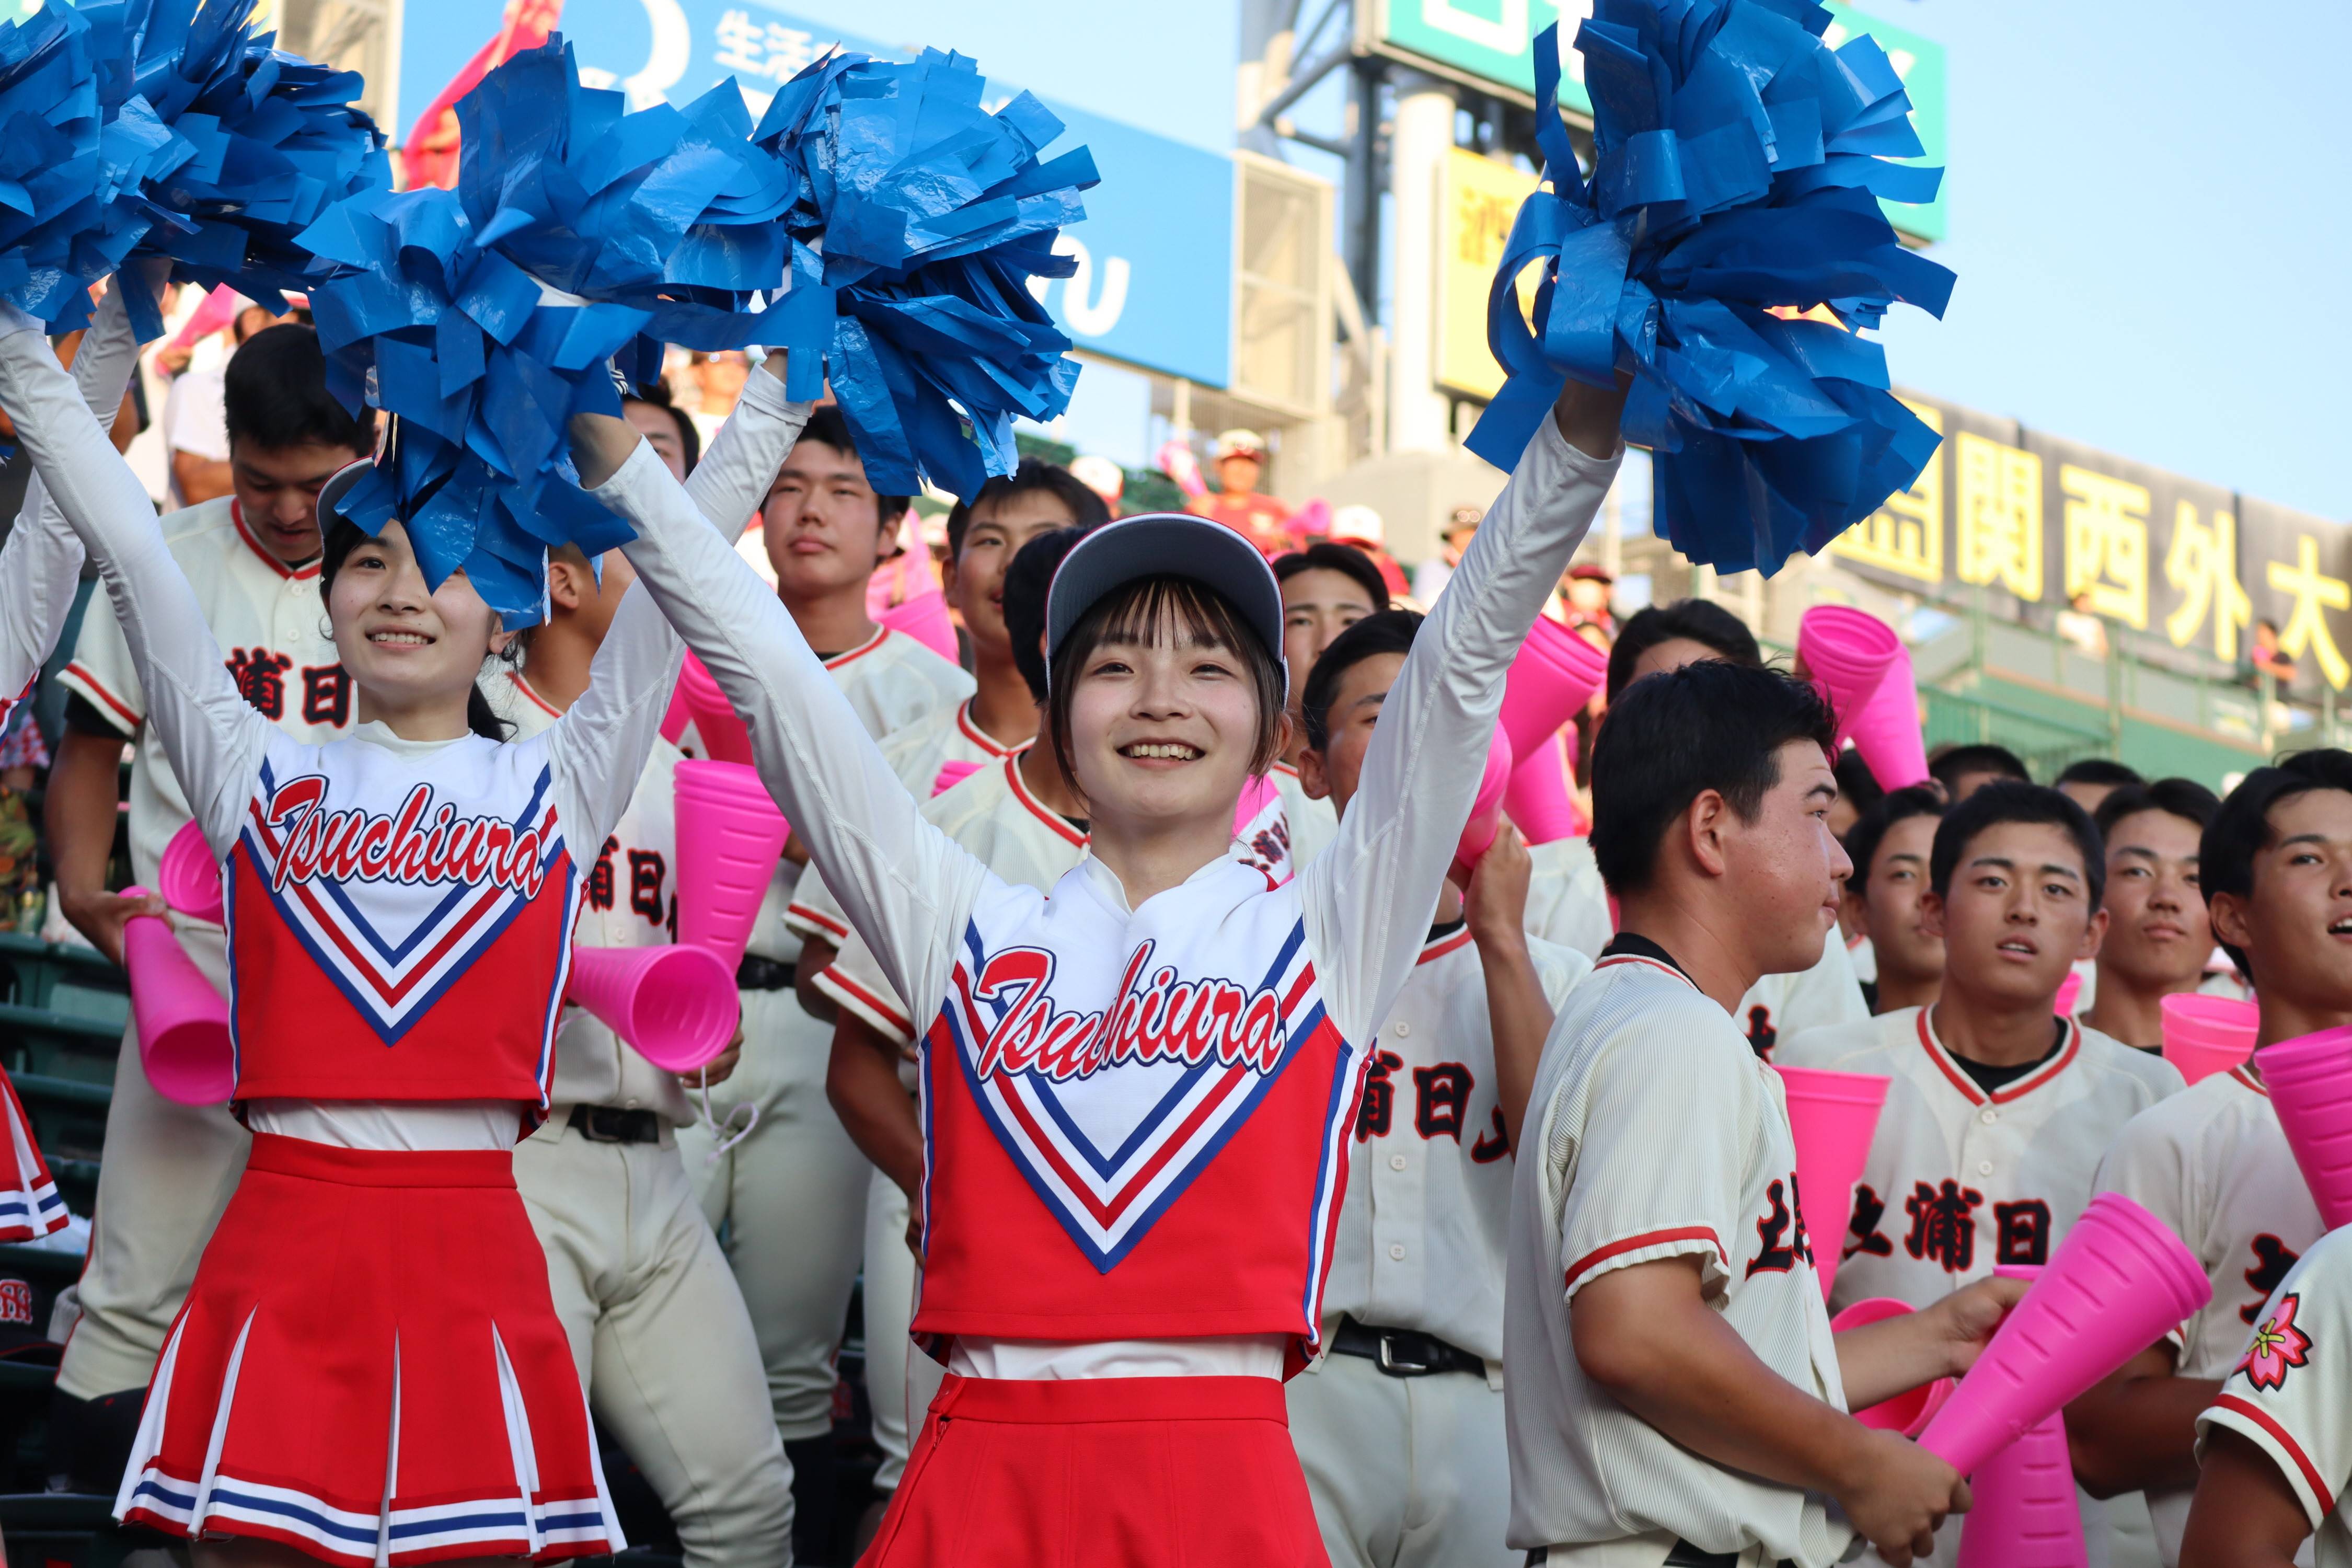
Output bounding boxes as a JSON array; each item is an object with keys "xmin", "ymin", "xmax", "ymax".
[
  {"xmin": 114, "ymin": 1134, "xmax": 621, "ymax": 1565},
  {"xmin": 862, "ymin": 1373, "xmax": 1328, "ymax": 1567},
  {"xmin": 0, "ymin": 1064, "xmax": 66, "ymax": 1243}
]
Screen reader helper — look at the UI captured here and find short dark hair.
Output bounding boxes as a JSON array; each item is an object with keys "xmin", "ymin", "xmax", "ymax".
[
  {"xmin": 2201, "ymin": 750, "xmax": 2352, "ymax": 983},
  {"xmin": 946, "ymin": 458, "xmax": 1110, "ymax": 558},
  {"xmin": 796, "ymin": 405, "xmax": 911, "ymax": 527},
  {"xmin": 2093, "ymin": 777, "xmax": 2220, "ymax": 843},
  {"xmin": 1605, "ymin": 599, "xmax": 1761, "ymax": 701},
  {"xmin": 1835, "ymin": 748, "xmax": 1885, "ymax": 815},
  {"xmin": 1044, "ymin": 575, "xmax": 1287, "ymax": 795},
  {"xmin": 1929, "ymin": 780, "xmax": 2105, "ymax": 909},
  {"xmin": 1929, "ymin": 743, "xmax": 2030, "ymax": 794},
  {"xmin": 1589, "ymin": 661, "xmax": 1836, "ymax": 895},
  {"xmin": 224, "ymin": 324, "xmax": 374, "ymax": 456},
  {"xmin": 1004, "ymin": 526, "xmax": 1094, "ymax": 704},
  {"xmin": 1301, "ymin": 609, "xmax": 1422, "ymax": 754},
  {"xmin": 1273, "ymin": 543, "xmax": 1390, "ymax": 619},
  {"xmin": 2057, "ymin": 757, "xmax": 2143, "ymax": 791},
  {"xmin": 625, "ymin": 382, "xmax": 699, "ymax": 473},
  {"xmin": 1844, "ymin": 785, "xmax": 1945, "ymax": 903}
]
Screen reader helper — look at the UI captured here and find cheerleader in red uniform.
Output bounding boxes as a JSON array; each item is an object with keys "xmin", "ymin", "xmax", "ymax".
[
  {"xmin": 0, "ymin": 303, "xmax": 786, "ymax": 1565},
  {"xmin": 606, "ymin": 358, "xmax": 1627, "ymax": 1563}
]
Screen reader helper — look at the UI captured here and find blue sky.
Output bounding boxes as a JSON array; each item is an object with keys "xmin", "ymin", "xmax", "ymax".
[{"xmin": 782, "ymin": 0, "xmax": 2348, "ymax": 517}]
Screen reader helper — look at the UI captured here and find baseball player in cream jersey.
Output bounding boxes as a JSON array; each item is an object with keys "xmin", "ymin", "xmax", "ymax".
[
  {"xmin": 49, "ymin": 322, "xmax": 376, "ymax": 1436},
  {"xmin": 1284, "ymin": 609, "xmax": 1589, "ymax": 1568}
]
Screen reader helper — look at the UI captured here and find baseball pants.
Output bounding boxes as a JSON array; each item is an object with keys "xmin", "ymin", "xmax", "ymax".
[
  {"xmin": 861, "ymin": 1163, "xmax": 944, "ymax": 1493},
  {"xmin": 514, "ymin": 1116, "xmax": 794, "ymax": 1568},
  {"xmin": 677, "ymin": 985, "xmax": 869, "ymax": 1443},
  {"xmin": 1288, "ymin": 1350, "xmax": 1517, "ymax": 1568},
  {"xmin": 58, "ymin": 924, "xmax": 250, "ymax": 1402}
]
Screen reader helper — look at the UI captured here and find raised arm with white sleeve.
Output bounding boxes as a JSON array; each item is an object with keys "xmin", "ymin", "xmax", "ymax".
[
  {"xmin": 0, "ymin": 279, "xmax": 150, "ymax": 725},
  {"xmin": 1301, "ymin": 408, "xmax": 1619, "ymax": 1045},
  {"xmin": 681, "ymin": 359, "xmax": 812, "ymax": 547},
  {"xmin": 0, "ymin": 308, "xmax": 266, "ymax": 858}
]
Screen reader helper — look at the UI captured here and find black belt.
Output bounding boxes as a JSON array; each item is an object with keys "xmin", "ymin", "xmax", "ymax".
[
  {"xmin": 1526, "ymin": 1548, "xmax": 1778, "ymax": 1567},
  {"xmin": 568, "ymin": 1104, "xmax": 663, "ymax": 1144},
  {"xmin": 1329, "ymin": 1316, "xmax": 1484, "ymax": 1378},
  {"xmin": 736, "ymin": 954, "xmax": 795, "ymax": 991}
]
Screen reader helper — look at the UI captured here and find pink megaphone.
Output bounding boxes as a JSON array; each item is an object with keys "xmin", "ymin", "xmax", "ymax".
[
  {"xmin": 1916, "ymin": 1193, "xmax": 2209, "ymax": 1476},
  {"xmin": 1503, "ymin": 731, "xmax": 1583, "ymax": 846},
  {"xmin": 1830, "ymin": 1298, "xmax": 1953, "ymax": 1436},
  {"xmin": 1233, "ymin": 770, "xmax": 1282, "ymax": 845},
  {"xmin": 1953, "ymin": 1263, "xmax": 2086, "ymax": 1568},
  {"xmin": 1451, "ymin": 725, "xmax": 1515, "ymax": 885},
  {"xmin": 2256, "ymin": 1025, "xmax": 2352, "ymax": 1229},
  {"xmin": 568, "ymin": 942, "xmax": 739, "ymax": 1073},
  {"xmin": 1774, "ymin": 1065, "xmax": 1890, "ymax": 1301},
  {"xmin": 2054, "ymin": 970, "xmax": 2083, "ymax": 1018},
  {"xmin": 157, "ymin": 821, "xmax": 224, "ymax": 926},
  {"xmin": 2161, "ymin": 994, "xmax": 2259, "ymax": 1086},
  {"xmin": 678, "ymin": 653, "xmax": 754, "ymax": 766},
  {"xmin": 934, "ymin": 759, "xmax": 984, "ymax": 797},
  {"xmin": 120, "ymin": 889, "xmax": 235, "ymax": 1105},
  {"xmin": 1798, "ymin": 605, "xmax": 1930, "ymax": 789},
  {"xmin": 658, "ymin": 674, "xmax": 691, "ymax": 746},
  {"xmin": 880, "ymin": 591, "xmax": 961, "ymax": 664},
  {"xmin": 673, "ymin": 759, "xmax": 789, "ymax": 970},
  {"xmin": 1499, "ymin": 617, "xmax": 1609, "ymax": 767}
]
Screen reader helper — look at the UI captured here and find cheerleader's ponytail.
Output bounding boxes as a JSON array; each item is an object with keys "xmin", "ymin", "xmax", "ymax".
[{"xmin": 467, "ymin": 685, "xmax": 514, "ymax": 743}]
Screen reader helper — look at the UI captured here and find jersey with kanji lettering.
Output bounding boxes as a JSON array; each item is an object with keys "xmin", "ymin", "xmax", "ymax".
[
  {"xmin": 488, "ymin": 670, "xmax": 693, "ymax": 1123},
  {"xmin": 2197, "ymin": 1224, "xmax": 2352, "ymax": 1568},
  {"xmin": 1326, "ymin": 926, "xmax": 1587, "ymax": 1362},
  {"xmin": 2097, "ymin": 1065, "xmax": 2323, "ymax": 1565},
  {"xmin": 60, "ymin": 497, "xmax": 354, "ymax": 887},
  {"xmin": 1525, "ymin": 835, "xmax": 1870, "ymax": 1056},
  {"xmin": 1777, "ymin": 1007, "xmax": 2182, "ymax": 1313},
  {"xmin": 1504, "ymin": 951, "xmax": 1850, "ymax": 1565}
]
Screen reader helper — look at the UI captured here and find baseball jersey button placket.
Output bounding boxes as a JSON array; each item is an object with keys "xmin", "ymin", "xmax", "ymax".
[
  {"xmin": 1393, "ymin": 1022, "xmax": 1411, "ymax": 1038},
  {"xmin": 1389, "ymin": 1154, "xmax": 1408, "ymax": 1171},
  {"xmin": 1976, "ymin": 1160, "xmax": 1994, "ymax": 1177},
  {"xmin": 1388, "ymin": 1243, "xmax": 1406, "ymax": 1261},
  {"xmin": 1978, "ymin": 1108, "xmax": 1998, "ymax": 1125}
]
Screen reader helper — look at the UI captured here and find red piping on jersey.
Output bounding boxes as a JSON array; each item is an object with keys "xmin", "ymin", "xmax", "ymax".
[
  {"xmin": 954, "ymin": 700, "xmax": 1019, "ymax": 758},
  {"xmin": 508, "ymin": 672, "xmax": 562, "ymax": 719},
  {"xmin": 1005, "ymin": 756, "xmax": 1087, "ymax": 848},
  {"xmin": 2231, "ymin": 1065, "xmax": 2269, "ymax": 1098},
  {"xmin": 818, "ymin": 965, "xmax": 914, "ymax": 1039},
  {"xmin": 1915, "ymin": 1010, "xmax": 2080, "ymax": 1106},
  {"xmin": 2211, "ymin": 1393, "xmax": 2334, "ymax": 1514},
  {"xmin": 1592, "ymin": 954, "xmax": 1697, "ymax": 990},
  {"xmin": 62, "ymin": 662, "xmax": 140, "ymax": 729},
  {"xmin": 823, "ymin": 625, "xmax": 891, "ymax": 670},
  {"xmin": 786, "ymin": 901, "xmax": 851, "ymax": 941},
  {"xmin": 1564, "ymin": 1227, "xmax": 1727, "ymax": 1293},
  {"xmin": 1418, "ymin": 929, "xmax": 1473, "ymax": 965},
  {"xmin": 1271, "ymin": 760, "xmax": 1300, "ymax": 781},
  {"xmin": 231, "ymin": 502, "xmax": 321, "ymax": 581}
]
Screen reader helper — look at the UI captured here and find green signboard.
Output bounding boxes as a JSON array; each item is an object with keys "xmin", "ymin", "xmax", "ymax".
[{"xmin": 1370, "ymin": 0, "xmax": 1946, "ymax": 241}]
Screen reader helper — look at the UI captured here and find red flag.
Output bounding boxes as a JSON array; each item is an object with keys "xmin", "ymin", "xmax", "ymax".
[{"xmin": 398, "ymin": 0, "xmax": 565, "ymax": 191}]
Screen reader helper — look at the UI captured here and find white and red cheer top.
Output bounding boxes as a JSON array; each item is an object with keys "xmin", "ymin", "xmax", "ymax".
[{"xmin": 607, "ymin": 409, "xmax": 1619, "ymax": 1364}]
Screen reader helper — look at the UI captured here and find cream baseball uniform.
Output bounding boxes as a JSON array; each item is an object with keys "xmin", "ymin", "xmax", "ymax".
[
  {"xmin": 866, "ymin": 695, "xmax": 1021, "ymax": 799},
  {"xmin": 678, "ymin": 621, "xmax": 971, "ymax": 1446},
  {"xmin": 56, "ymin": 495, "xmax": 349, "ymax": 1400},
  {"xmin": 2197, "ymin": 1225, "xmax": 2352, "ymax": 1567},
  {"xmin": 1292, "ymin": 925, "xmax": 1589, "ymax": 1568},
  {"xmin": 1526, "ymin": 835, "xmax": 1870, "ymax": 1052},
  {"xmin": 801, "ymin": 754, "xmax": 1088, "ymax": 1492},
  {"xmin": 491, "ymin": 671, "xmax": 794, "ymax": 1568},
  {"xmin": 1505, "ymin": 946, "xmax": 1852, "ymax": 1567},
  {"xmin": 2096, "ymin": 1066, "xmax": 2324, "ymax": 1566},
  {"xmin": 1273, "ymin": 758, "xmax": 1339, "ymax": 871}
]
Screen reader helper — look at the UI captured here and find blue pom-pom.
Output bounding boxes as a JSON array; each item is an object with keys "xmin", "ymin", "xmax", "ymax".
[
  {"xmin": 297, "ymin": 34, "xmax": 787, "ymax": 629},
  {"xmin": 752, "ymin": 47, "xmax": 1095, "ymax": 501},
  {"xmin": 1467, "ymin": 5, "xmax": 1954, "ymax": 574},
  {"xmin": 0, "ymin": 4, "xmax": 122, "ymax": 330}
]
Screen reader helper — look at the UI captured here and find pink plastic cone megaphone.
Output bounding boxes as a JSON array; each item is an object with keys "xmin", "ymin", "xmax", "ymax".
[
  {"xmin": 2161, "ymin": 994, "xmax": 2259, "ymax": 1086},
  {"xmin": 658, "ymin": 675, "xmax": 691, "ymax": 746},
  {"xmin": 678, "ymin": 653, "xmax": 753, "ymax": 766},
  {"xmin": 1831, "ymin": 1298, "xmax": 1954, "ymax": 1436},
  {"xmin": 1503, "ymin": 733, "xmax": 1583, "ymax": 846},
  {"xmin": 674, "ymin": 760, "xmax": 789, "ymax": 971},
  {"xmin": 1774, "ymin": 1065, "xmax": 1890, "ymax": 1302},
  {"xmin": 2054, "ymin": 970, "xmax": 2083, "ymax": 1018},
  {"xmin": 1916, "ymin": 1193, "xmax": 2209, "ymax": 1476},
  {"xmin": 157, "ymin": 821, "xmax": 224, "ymax": 926},
  {"xmin": 880, "ymin": 591, "xmax": 960, "ymax": 665},
  {"xmin": 2257, "ymin": 1025, "xmax": 2352, "ymax": 1229},
  {"xmin": 120, "ymin": 889, "xmax": 235, "ymax": 1106},
  {"xmin": 1798, "ymin": 605, "xmax": 1929, "ymax": 789},
  {"xmin": 1499, "ymin": 617, "xmax": 1608, "ymax": 766},
  {"xmin": 1955, "ymin": 1264, "xmax": 2086, "ymax": 1568},
  {"xmin": 1450, "ymin": 725, "xmax": 1515, "ymax": 885},
  {"xmin": 568, "ymin": 942, "xmax": 739, "ymax": 1073},
  {"xmin": 933, "ymin": 760, "xmax": 984, "ymax": 797}
]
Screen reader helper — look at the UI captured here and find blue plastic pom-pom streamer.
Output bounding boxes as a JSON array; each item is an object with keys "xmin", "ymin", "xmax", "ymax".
[
  {"xmin": 750, "ymin": 46, "xmax": 1095, "ymax": 502},
  {"xmin": 296, "ymin": 34, "xmax": 794, "ymax": 628},
  {"xmin": 1466, "ymin": 4, "xmax": 1955, "ymax": 575}
]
